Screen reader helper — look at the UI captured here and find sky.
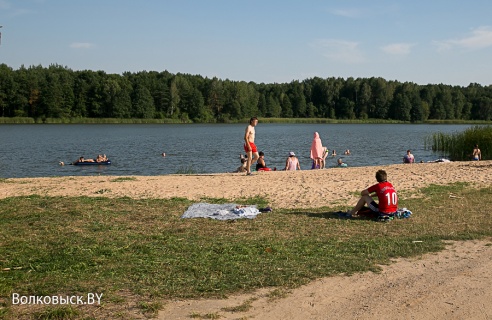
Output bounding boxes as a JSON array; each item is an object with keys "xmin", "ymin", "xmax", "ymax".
[{"xmin": 1, "ymin": 0, "xmax": 492, "ymax": 86}]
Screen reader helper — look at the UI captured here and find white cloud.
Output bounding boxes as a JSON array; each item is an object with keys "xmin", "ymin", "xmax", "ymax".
[
  {"xmin": 70, "ymin": 42, "xmax": 94, "ymax": 49},
  {"xmin": 381, "ymin": 43, "xmax": 415, "ymax": 55},
  {"xmin": 434, "ymin": 26, "xmax": 492, "ymax": 51},
  {"xmin": 311, "ymin": 39, "xmax": 365, "ymax": 64},
  {"xmin": 328, "ymin": 5, "xmax": 399, "ymax": 19}
]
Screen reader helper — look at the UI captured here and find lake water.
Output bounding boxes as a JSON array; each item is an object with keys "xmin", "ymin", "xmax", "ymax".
[{"xmin": 0, "ymin": 123, "xmax": 472, "ymax": 178}]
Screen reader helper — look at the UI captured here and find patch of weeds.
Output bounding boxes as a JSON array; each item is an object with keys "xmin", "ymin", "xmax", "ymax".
[
  {"xmin": 0, "ymin": 305, "xmax": 11, "ymax": 319},
  {"xmin": 348, "ymin": 191, "xmax": 360, "ymax": 197},
  {"xmin": 33, "ymin": 305, "xmax": 79, "ymax": 320},
  {"xmin": 221, "ymin": 297, "xmax": 257, "ymax": 313},
  {"xmin": 189, "ymin": 312, "xmax": 222, "ymax": 319},
  {"xmin": 266, "ymin": 288, "xmax": 290, "ymax": 302},
  {"xmin": 137, "ymin": 300, "xmax": 163, "ymax": 316},
  {"xmin": 110, "ymin": 177, "xmax": 137, "ymax": 182}
]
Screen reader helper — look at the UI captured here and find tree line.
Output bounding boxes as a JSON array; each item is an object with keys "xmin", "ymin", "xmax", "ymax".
[{"xmin": 1, "ymin": 63, "xmax": 492, "ymax": 123}]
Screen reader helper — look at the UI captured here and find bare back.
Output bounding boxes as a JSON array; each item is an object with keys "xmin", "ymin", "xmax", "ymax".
[{"xmin": 473, "ymin": 147, "xmax": 481, "ymax": 160}]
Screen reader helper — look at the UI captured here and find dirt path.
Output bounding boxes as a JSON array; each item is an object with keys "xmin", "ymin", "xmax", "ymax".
[{"xmin": 158, "ymin": 239, "xmax": 492, "ymax": 320}]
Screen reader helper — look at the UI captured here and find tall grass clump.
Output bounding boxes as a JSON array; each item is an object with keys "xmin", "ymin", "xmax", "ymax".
[
  {"xmin": 0, "ymin": 117, "xmax": 35, "ymax": 124},
  {"xmin": 427, "ymin": 125, "xmax": 492, "ymax": 160},
  {"xmin": 175, "ymin": 165, "xmax": 200, "ymax": 174}
]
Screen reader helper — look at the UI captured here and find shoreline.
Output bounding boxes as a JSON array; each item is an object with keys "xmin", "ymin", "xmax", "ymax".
[{"xmin": 2, "ymin": 161, "xmax": 491, "ymax": 209}]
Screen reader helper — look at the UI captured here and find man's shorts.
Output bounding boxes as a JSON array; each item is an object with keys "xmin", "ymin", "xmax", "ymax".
[
  {"xmin": 244, "ymin": 142, "xmax": 257, "ymax": 153},
  {"xmin": 368, "ymin": 201, "xmax": 379, "ymax": 212},
  {"xmin": 368, "ymin": 201, "xmax": 395, "ymax": 218}
]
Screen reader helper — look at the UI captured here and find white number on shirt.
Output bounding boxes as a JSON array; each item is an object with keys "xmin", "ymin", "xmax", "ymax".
[{"xmin": 385, "ymin": 192, "xmax": 398, "ymax": 206}]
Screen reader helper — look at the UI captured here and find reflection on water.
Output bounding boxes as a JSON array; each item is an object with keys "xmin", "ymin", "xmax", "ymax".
[{"xmin": 0, "ymin": 123, "xmax": 472, "ymax": 178}]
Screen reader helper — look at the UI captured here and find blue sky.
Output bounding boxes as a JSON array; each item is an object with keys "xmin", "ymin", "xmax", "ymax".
[{"xmin": 1, "ymin": 0, "xmax": 492, "ymax": 86}]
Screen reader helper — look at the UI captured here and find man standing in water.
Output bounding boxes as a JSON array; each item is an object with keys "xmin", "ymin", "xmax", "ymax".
[
  {"xmin": 472, "ymin": 144, "xmax": 481, "ymax": 161},
  {"xmin": 244, "ymin": 117, "xmax": 259, "ymax": 175}
]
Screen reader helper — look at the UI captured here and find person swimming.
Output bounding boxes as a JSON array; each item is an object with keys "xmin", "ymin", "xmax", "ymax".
[{"xmin": 337, "ymin": 158, "xmax": 347, "ymax": 167}]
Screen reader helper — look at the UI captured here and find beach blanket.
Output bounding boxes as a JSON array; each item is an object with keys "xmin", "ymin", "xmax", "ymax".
[{"xmin": 181, "ymin": 203, "xmax": 262, "ymax": 220}]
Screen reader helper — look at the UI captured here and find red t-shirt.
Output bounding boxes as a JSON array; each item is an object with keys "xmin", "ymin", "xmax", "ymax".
[{"xmin": 367, "ymin": 181, "xmax": 398, "ymax": 213}]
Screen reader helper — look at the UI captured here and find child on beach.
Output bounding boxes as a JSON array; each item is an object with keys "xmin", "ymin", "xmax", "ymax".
[
  {"xmin": 235, "ymin": 158, "xmax": 248, "ymax": 173},
  {"xmin": 347, "ymin": 169, "xmax": 398, "ymax": 221}
]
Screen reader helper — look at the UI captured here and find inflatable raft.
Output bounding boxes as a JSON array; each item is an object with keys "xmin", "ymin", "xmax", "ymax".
[{"xmin": 72, "ymin": 160, "xmax": 111, "ymax": 165}]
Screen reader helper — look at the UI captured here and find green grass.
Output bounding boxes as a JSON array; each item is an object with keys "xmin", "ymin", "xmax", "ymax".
[
  {"xmin": 0, "ymin": 183, "xmax": 491, "ymax": 319},
  {"xmin": 109, "ymin": 177, "xmax": 137, "ymax": 182}
]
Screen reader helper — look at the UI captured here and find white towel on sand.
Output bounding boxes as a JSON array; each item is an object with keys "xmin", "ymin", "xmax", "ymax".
[{"xmin": 181, "ymin": 203, "xmax": 261, "ymax": 220}]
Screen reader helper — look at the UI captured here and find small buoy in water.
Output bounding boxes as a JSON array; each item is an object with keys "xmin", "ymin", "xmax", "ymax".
[
  {"xmin": 161, "ymin": 152, "xmax": 166, "ymax": 157},
  {"xmin": 59, "ymin": 161, "xmax": 65, "ymax": 166}
]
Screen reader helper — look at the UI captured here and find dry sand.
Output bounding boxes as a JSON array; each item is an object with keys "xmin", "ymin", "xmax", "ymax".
[
  {"xmin": 2, "ymin": 161, "xmax": 492, "ymax": 319},
  {"xmin": 2, "ymin": 161, "xmax": 492, "ymax": 209}
]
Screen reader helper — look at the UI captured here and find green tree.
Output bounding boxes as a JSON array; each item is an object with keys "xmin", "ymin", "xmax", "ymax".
[
  {"xmin": 337, "ymin": 97, "xmax": 355, "ymax": 119},
  {"xmin": 169, "ymin": 78, "xmax": 181, "ymax": 118},
  {"xmin": 207, "ymin": 77, "xmax": 224, "ymax": 119},
  {"xmin": 0, "ymin": 64, "xmax": 17, "ymax": 117},
  {"xmin": 280, "ymin": 93, "xmax": 293, "ymax": 118},
  {"xmin": 132, "ymin": 84, "xmax": 155, "ymax": 118},
  {"xmin": 265, "ymin": 93, "xmax": 281, "ymax": 117}
]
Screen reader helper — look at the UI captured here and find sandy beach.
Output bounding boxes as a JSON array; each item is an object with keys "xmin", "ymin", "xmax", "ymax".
[
  {"xmin": 2, "ymin": 161, "xmax": 492, "ymax": 319},
  {"xmin": 2, "ymin": 161, "xmax": 492, "ymax": 209}
]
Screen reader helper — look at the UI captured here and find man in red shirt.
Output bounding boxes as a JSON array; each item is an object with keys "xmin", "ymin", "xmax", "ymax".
[{"xmin": 348, "ymin": 169, "xmax": 398, "ymax": 219}]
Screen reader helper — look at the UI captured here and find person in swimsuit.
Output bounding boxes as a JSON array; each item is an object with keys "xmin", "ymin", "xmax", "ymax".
[
  {"xmin": 320, "ymin": 147, "xmax": 329, "ymax": 169},
  {"xmin": 403, "ymin": 150, "xmax": 415, "ymax": 163},
  {"xmin": 472, "ymin": 144, "xmax": 481, "ymax": 161},
  {"xmin": 285, "ymin": 151, "xmax": 301, "ymax": 170},
  {"xmin": 96, "ymin": 154, "xmax": 108, "ymax": 162},
  {"xmin": 337, "ymin": 158, "xmax": 347, "ymax": 167},
  {"xmin": 244, "ymin": 117, "xmax": 259, "ymax": 175},
  {"xmin": 76, "ymin": 156, "xmax": 94, "ymax": 163},
  {"xmin": 256, "ymin": 151, "xmax": 274, "ymax": 171},
  {"xmin": 256, "ymin": 151, "xmax": 267, "ymax": 171},
  {"xmin": 235, "ymin": 158, "xmax": 247, "ymax": 173}
]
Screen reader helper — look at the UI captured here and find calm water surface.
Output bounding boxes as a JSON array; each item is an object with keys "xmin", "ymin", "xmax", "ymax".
[{"xmin": 0, "ymin": 123, "xmax": 472, "ymax": 178}]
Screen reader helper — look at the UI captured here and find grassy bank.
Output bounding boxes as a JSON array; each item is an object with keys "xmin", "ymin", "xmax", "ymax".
[
  {"xmin": 1, "ymin": 183, "xmax": 491, "ymax": 319},
  {"xmin": 1, "ymin": 116, "xmax": 491, "ymax": 125}
]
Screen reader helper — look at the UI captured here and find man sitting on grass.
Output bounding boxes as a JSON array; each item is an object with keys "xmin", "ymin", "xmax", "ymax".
[{"xmin": 347, "ymin": 169, "xmax": 398, "ymax": 221}]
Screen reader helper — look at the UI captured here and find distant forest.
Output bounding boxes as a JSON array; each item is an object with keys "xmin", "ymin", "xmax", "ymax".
[{"xmin": 1, "ymin": 63, "xmax": 492, "ymax": 123}]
